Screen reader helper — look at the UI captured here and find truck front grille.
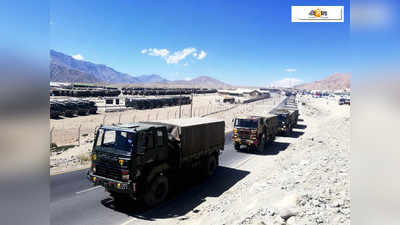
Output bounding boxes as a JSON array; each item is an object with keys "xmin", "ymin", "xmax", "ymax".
[
  {"xmin": 95, "ymin": 158, "xmax": 121, "ymax": 180},
  {"xmin": 238, "ymin": 130, "xmax": 250, "ymax": 139}
]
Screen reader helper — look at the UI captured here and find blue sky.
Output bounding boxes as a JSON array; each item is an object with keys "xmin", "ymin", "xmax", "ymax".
[{"xmin": 51, "ymin": 0, "xmax": 350, "ymax": 86}]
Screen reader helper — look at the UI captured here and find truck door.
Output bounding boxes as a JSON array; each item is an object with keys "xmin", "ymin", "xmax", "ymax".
[
  {"xmin": 155, "ymin": 128, "xmax": 168, "ymax": 161},
  {"xmin": 137, "ymin": 130, "xmax": 156, "ymax": 164}
]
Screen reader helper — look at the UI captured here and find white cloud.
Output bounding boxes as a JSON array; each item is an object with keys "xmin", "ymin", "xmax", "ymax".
[
  {"xmin": 183, "ymin": 62, "xmax": 189, "ymax": 66},
  {"xmin": 184, "ymin": 77, "xmax": 193, "ymax": 81},
  {"xmin": 72, "ymin": 54, "xmax": 84, "ymax": 60},
  {"xmin": 197, "ymin": 50, "xmax": 207, "ymax": 60},
  {"xmin": 284, "ymin": 68, "xmax": 296, "ymax": 72},
  {"xmin": 142, "ymin": 48, "xmax": 169, "ymax": 57},
  {"xmin": 141, "ymin": 47, "xmax": 207, "ymax": 64},
  {"xmin": 165, "ymin": 48, "xmax": 197, "ymax": 64},
  {"xmin": 271, "ymin": 78, "xmax": 303, "ymax": 88}
]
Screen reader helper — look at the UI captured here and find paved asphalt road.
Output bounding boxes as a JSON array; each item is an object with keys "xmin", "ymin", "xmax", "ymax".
[
  {"xmin": 50, "ymin": 132, "xmax": 257, "ymax": 225},
  {"xmin": 51, "ymin": 96, "xmax": 286, "ymax": 225}
]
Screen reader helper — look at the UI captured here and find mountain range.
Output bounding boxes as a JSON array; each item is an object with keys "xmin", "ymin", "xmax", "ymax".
[
  {"xmin": 295, "ymin": 73, "xmax": 350, "ymax": 91},
  {"xmin": 50, "ymin": 50, "xmax": 230, "ymax": 88}
]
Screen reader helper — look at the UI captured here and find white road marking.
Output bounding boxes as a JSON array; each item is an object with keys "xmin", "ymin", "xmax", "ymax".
[
  {"xmin": 233, "ymin": 157, "xmax": 253, "ymax": 169},
  {"xmin": 75, "ymin": 186, "xmax": 102, "ymax": 195},
  {"xmin": 120, "ymin": 218, "xmax": 137, "ymax": 225}
]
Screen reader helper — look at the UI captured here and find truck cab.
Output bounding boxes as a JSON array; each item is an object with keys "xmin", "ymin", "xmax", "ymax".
[
  {"xmin": 89, "ymin": 123, "xmax": 170, "ymax": 205},
  {"xmin": 233, "ymin": 116, "xmax": 264, "ymax": 151},
  {"xmin": 272, "ymin": 109, "xmax": 293, "ymax": 136}
]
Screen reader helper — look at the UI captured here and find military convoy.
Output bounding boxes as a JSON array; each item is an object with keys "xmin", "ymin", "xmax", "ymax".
[
  {"xmin": 50, "ymin": 100, "xmax": 98, "ymax": 119},
  {"xmin": 50, "ymin": 87, "xmax": 121, "ymax": 98},
  {"xmin": 270, "ymin": 96, "xmax": 299, "ymax": 136},
  {"xmin": 125, "ymin": 96, "xmax": 191, "ymax": 110},
  {"xmin": 122, "ymin": 87, "xmax": 217, "ymax": 96},
  {"xmin": 51, "ymin": 86, "xmax": 217, "ymax": 98},
  {"xmin": 232, "ymin": 95, "xmax": 300, "ymax": 151},
  {"xmin": 232, "ymin": 114, "xmax": 279, "ymax": 151},
  {"xmin": 88, "ymin": 117, "xmax": 225, "ymax": 206}
]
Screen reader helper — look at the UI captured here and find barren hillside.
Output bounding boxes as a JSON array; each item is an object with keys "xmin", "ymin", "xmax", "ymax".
[{"xmin": 296, "ymin": 73, "xmax": 350, "ymax": 90}]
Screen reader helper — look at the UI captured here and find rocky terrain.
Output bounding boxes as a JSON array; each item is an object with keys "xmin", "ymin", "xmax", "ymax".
[
  {"xmin": 295, "ymin": 73, "xmax": 350, "ymax": 91},
  {"xmin": 124, "ymin": 96, "xmax": 350, "ymax": 225}
]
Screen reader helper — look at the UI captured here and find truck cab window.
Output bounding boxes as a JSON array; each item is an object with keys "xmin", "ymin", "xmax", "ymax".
[
  {"xmin": 96, "ymin": 129, "xmax": 104, "ymax": 147},
  {"xmin": 103, "ymin": 130, "xmax": 116, "ymax": 147},
  {"xmin": 156, "ymin": 130, "xmax": 164, "ymax": 147}
]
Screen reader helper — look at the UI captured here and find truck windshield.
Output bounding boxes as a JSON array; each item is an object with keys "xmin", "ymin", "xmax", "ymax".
[
  {"xmin": 277, "ymin": 114, "xmax": 287, "ymax": 122},
  {"xmin": 96, "ymin": 129, "xmax": 135, "ymax": 152},
  {"xmin": 235, "ymin": 119, "xmax": 258, "ymax": 128}
]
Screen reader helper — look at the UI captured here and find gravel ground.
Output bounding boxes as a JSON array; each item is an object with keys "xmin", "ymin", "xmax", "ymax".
[{"xmin": 125, "ymin": 96, "xmax": 350, "ymax": 225}]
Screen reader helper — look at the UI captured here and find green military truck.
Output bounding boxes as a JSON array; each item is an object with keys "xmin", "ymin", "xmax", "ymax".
[
  {"xmin": 88, "ymin": 117, "xmax": 225, "ymax": 206},
  {"xmin": 279, "ymin": 106, "xmax": 299, "ymax": 126},
  {"xmin": 232, "ymin": 114, "xmax": 279, "ymax": 151},
  {"xmin": 271, "ymin": 108, "xmax": 297, "ymax": 136}
]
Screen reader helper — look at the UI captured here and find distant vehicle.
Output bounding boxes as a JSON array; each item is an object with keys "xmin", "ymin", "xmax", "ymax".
[
  {"xmin": 223, "ymin": 97, "xmax": 235, "ymax": 104},
  {"xmin": 87, "ymin": 101, "xmax": 98, "ymax": 114},
  {"xmin": 338, "ymin": 98, "xmax": 346, "ymax": 105},
  {"xmin": 344, "ymin": 98, "xmax": 350, "ymax": 105},
  {"xmin": 50, "ymin": 102, "xmax": 63, "ymax": 119},
  {"xmin": 232, "ymin": 114, "xmax": 279, "ymax": 151},
  {"xmin": 88, "ymin": 118, "xmax": 225, "ymax": 207},
  {"xmin": 60, "ymin": 101, "xmax": 79, "ymax": 117}
]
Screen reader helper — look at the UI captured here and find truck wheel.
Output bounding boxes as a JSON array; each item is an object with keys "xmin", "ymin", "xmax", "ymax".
[
  {"xmin": 144, "ymin": 175, "xmax": 169, "ymax": 207},
  {"xmin": 204, "ymin": 155, "xmax": 217, "ymax": 177},
  {"xmin": 110, "ymin": 192, "xmax": 129, "ymax": 204}
]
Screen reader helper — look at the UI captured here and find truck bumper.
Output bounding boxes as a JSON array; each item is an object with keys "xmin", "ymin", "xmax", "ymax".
[
  {"xmin": 88, "ymin": 172, "xmax": 134, "ymax": 194},
  {"xmin": 280, "ymin": 127, "xmax": 289, "ymax": 132},
  {"xmin": 234, "ymin": 139, "xmax": 258, "ymax": 147}
]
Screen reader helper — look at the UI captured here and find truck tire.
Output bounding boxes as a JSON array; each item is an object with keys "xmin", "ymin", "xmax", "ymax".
[
  {"xmin": 258, "ymin": 134, "xmax": 265, "ymax": 152},
  {"xmin": 110, "ymin": 192, "xmax": 129, "ymax": 204},
  {"xmin": 203, "ymin": 155, "xmax": 217, "ymax": 177},
  {"xmin": 144, "ymin": 175, "xmax": 169, "ymax": 207}
]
